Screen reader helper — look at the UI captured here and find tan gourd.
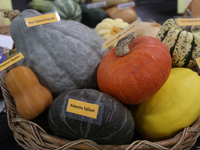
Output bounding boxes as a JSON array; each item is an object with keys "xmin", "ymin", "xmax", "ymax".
[
  {"xmin": 105, "ymin": 6, "xmax": 137, "ymax": 24},
  {"xmin": 134, "ymin": 21, "xmax": 161, "ymax": 38}
]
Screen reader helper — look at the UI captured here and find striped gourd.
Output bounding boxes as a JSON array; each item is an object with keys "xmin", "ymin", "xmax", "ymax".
[
  {"xmin": 156, "ymin": 18, "xmax": 200, "ymax": 68},
  {"xmin": 31, "ymin": 0, "xmax": 82, "ymax": 22},
  {"xmin": 50, "ymin": 0, "xmax": 82, "ymax": 22}
]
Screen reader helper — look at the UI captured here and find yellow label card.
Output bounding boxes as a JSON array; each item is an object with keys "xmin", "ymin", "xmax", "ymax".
[
  {"xmin": 195, "ymin": 57, "xmax": 200, "ymax": 68},
  {"xmin": 110, "ymin": 26, "xmax": 122, "ymax": 36},
  {"xmin": 103, "ymin": 18, "xmax": 140, "ymax": 50},
  {"xmin": 24, "ymin": 12, "xmax": 60, "ymax": 27},
  {"xmin": 0, "ymin": 52, "xmax": 24, "ymax": 71},
  {"xmin": 176, "ymin": 18, "xmax": 200, "ymax": 26},
  {"xmin": 66, "ymin": 98, "xmax": 99, "ymax": 119}
]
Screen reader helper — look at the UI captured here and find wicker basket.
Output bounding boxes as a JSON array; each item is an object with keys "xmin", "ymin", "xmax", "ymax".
[{"xmin": 1, "ymin": 68, "xmax": 200, "ymax": 150}]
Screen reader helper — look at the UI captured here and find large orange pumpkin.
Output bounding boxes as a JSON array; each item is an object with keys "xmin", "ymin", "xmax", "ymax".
[{"xmin": 97, "ymin": 34, "xmax": 172, "ymax": 105}]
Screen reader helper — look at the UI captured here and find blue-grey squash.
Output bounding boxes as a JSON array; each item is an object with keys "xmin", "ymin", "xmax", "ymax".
[
  {"xmin": 47, "ymin": 89, "xmax": 135, "ymax": 145},
  {"xmin": 80, "ymin": 4, "xmax": 109, "ymax": 28},
  {"xmin": 8, "ymin": 9, "xmax": 108, "ymax": 97}
]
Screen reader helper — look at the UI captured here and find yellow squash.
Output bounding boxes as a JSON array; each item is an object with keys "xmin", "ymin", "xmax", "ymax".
[
  {"xmin": 95, "ymin": 18, "xmax": 129, "ymax": 49},
  {"xmin": 133, "ymin": 68, "xmax": 200, "ymax": 141}
]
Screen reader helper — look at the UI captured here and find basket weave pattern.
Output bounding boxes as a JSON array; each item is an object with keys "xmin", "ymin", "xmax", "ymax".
[{"xmin": 1, "ymin": 69, "xmax": 200, "ymax": 150}]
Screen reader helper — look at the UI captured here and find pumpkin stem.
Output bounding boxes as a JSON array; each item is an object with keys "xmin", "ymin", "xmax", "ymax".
[
  {"xmin": 115, "ymin": 32, "xmax": 136, "ymax": 57},
  {"xmin": 1, "ymin": 9, "xmax": 20, "ymax": 21}
]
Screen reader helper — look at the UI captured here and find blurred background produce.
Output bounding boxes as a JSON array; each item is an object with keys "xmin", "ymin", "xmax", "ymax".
[{"xmin": 29, "ymin": 0, "xmax": 137, "ymax": 28}]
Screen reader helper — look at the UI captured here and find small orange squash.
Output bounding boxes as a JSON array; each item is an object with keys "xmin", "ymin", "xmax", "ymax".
[{"xmin": 5, "ymin": 65, "xmax": 53, "ymax": 120}]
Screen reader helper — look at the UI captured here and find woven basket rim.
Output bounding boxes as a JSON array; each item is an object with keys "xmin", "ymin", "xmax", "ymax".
[{"xmin": 1, "ymin": 69, "xmax": 200, "ymax": 150}]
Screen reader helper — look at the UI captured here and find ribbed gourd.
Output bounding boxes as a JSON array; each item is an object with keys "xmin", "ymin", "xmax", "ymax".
[
  {"xmin": 31, "ymin": 0, "xmax": 82, "ymax": 22},
  {"xmin": 95, "ymin": 18, "xmax": 129, "ymax": 49},
  {"xmin": 156, "ymin": 18, "xmax": 200, "ymax": 68}
]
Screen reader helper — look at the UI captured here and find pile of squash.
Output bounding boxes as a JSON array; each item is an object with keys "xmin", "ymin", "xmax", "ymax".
[
  {"xmin": 3, "ymin": 0, "xmax": 200, "ymax": 146},
  {"xmin": 30, "ymin": 0, "xmax": 137, "ymax": 28}
]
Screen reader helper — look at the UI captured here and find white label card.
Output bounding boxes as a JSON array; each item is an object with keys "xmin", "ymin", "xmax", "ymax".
[
  {"xmin": 87, "ymin": 1, "xmax": 107, "ymax": 9},
  {"xmin": 118, "ymin": 2, "xmax": 135, "ymax": 9},
  {"xmin": 0, "ymin": 35, "xmax": 14, "ymax": 50}
]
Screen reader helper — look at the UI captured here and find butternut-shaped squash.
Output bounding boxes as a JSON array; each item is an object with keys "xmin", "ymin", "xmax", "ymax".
[{"xmin": 5, "ymin": 65, "xmax": 53, "ymax": 120}]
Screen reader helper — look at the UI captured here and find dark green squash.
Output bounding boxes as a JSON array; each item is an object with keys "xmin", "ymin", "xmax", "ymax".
[
  {"xmin": 47, "ymin": 89, "xmax": 135, "ymax": 145},
  {"xmin": 80, "ymin": 4, "xmax": 109, "ymax": 28},
  {"xmin": 9, "ymin": 9, "xmax": 108, "ymax": 98}
]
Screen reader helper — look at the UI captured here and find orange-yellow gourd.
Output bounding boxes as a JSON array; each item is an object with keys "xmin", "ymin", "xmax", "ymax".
[{"xmin": 5, "ymin": 65, "xmax": 53, "ymax": 120}]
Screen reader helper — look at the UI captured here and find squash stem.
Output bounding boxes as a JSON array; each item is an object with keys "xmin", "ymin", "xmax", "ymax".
[
  {"xmin": 1, "ymin": 9, "xmax": 20, "ymax": 21},
  {"xmin": 115, "ymin": 32, "xmax": 136, "ymax": 57}
]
